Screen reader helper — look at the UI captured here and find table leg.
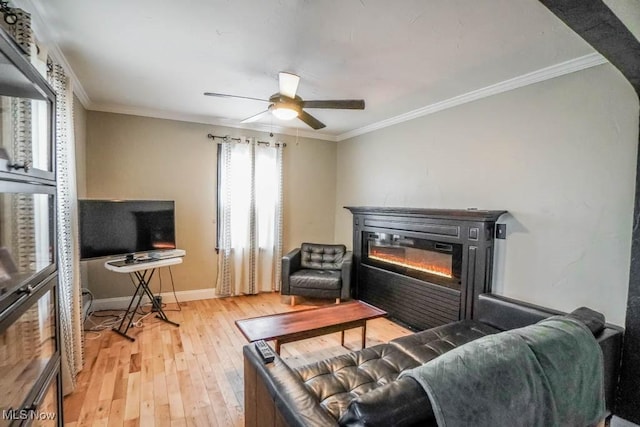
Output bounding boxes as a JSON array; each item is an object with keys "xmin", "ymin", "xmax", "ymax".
[
  {"xmin": 113, "ymin": 268, "xmax": 179, "ymax": 341},
  {"xmin": 275, "ymin": 340, "xmax": 281, "ymax": 355},
  {"xmin": 113, "ymin": 279, "xmax": 146, "ymax": 341},
  {"xmin": 341, "ymin": 330, "xmax": 345, "ymax": 346},
  {"xmin": 361, "ymin": 323, "xmax": 367, "ymax": 349}
]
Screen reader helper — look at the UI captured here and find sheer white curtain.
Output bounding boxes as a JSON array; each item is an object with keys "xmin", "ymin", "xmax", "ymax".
[
  {"xmin": 216, "ymin": 138, "xmax": 283, "ymax": 296},
  {"xmin": 49, "ymin": 62, "xmax": 83, "ymax": 395}
]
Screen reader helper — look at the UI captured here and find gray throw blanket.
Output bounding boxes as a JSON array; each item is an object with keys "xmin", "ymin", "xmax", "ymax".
[{"xmin": 399, "ymin": 316, "xmax": 605, "ymax": 427}]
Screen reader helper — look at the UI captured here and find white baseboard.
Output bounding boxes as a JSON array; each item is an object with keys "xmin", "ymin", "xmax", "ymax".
[{"xmin": 90, "ymin": 288, "xmax": 218, "ymax": 311}]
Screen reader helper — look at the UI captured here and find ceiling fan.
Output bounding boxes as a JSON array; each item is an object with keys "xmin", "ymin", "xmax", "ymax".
[{"xmin": 204, "ymin": 72, "xmax": 365, "ymax": 130}]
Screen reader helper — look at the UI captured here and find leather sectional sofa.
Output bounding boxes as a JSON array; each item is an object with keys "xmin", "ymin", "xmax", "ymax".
[{"xmin": 243, "ymin": 294, "xmax": 623, "ymax": 427}]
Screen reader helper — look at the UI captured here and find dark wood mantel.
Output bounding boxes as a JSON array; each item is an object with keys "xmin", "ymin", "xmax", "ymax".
[{"xmin": 345, "ymin": 206, "xmax": 507, "ymax": 222}]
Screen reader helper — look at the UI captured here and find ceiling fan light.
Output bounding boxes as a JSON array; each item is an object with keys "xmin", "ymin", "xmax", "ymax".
[{"xmin": 272, "ymin": 105, "xmax": 299, "ymax": 120}]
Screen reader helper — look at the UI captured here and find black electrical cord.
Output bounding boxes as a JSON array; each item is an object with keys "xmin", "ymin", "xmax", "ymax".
[
  {"xmin": 129, "ymin": 272, "xmax": 152, "ymax": 315},
  {"xmin": 166, "ymin": 266, "xmax": 182, "ymax": 311},
  {"xmin": 82, "ymin": 290, "xmax": 94, "ymax": 323}
]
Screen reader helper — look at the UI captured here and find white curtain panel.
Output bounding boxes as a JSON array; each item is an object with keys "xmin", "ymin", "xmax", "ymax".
[
  {"xmin": 274, "ymin": 145, "xmax": 283, "ymax": 291},
  {"xmin": 49, "ymin": 62, "xmax": 83, "ymax": 395},
  {"xmin": 255, "ymin": 142, "xmax": 283, "ymax": 292},
  {"xmin": 216, "ymin": 141, "xmax": 233, "ymax": 296},
  {"xmin": 216, "ymin": 139, "xmax": 283, "ymax": 296}
]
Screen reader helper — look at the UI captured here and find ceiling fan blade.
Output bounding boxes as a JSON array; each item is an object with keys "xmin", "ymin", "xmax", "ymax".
[
  {"xmin": 204, "ymin": 92, "xmax": 269, "ymax": 103},
  {"xmin": 298, "ymin": 110, "xmax": 326, "ymax": 130},
  {"xmin": 240, "ymin": 109, "xmax": 271, "ymax": 123},
  {"xmin": 301, "ymin": 99, "xmax": 365, "ymax": 110},
  {"xmin": 278, "ymin": 72, "xmax": 300, "ymax": 99}
]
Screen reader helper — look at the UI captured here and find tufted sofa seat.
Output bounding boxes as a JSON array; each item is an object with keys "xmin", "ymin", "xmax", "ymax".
[
  {"xmin": 291, "ymin": 319, "xmax": 499, "ymax": 420},
  {"xmin": 294, "ymin": 344, "xmax": 420, "ymax": 419},
  {"xmin": 243, "ymin": 294, "xmax": 624, "ymax": 427}
]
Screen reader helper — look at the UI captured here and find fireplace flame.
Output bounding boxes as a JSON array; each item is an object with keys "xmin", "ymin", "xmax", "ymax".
[{"xmin": 368, "ymin": 254, "xmax": 453, "ymax": 278}]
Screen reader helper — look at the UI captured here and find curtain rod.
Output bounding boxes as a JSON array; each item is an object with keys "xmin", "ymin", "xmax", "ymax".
[{"xmin": 207, "ymin": 133, "xmax": 286, "ymax": 147}]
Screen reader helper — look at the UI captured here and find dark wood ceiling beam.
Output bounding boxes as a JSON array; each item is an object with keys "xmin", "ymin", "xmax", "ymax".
[{"xmin": 539, "ymin": 0, "xmax": 640, "ymax": 92}]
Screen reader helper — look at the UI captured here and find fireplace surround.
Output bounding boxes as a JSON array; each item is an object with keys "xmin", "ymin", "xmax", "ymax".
[{"xmin": 346, "ymin": 207, "xmax": 506, "ymax": 331}]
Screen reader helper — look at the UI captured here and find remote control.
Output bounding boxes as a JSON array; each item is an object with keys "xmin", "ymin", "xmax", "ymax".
[{"xmin": 254, "ymin": 340, "xmax": 275, "ymax": 363}]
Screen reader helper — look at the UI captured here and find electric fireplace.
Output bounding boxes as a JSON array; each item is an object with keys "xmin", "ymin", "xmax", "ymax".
[
  {"xmin": 363, "ymin": 232, "xmax": 462, "ymax": 290},
  {"xmin": 347, "ymin": 207, "xmax": 506, "ymax": 331}
]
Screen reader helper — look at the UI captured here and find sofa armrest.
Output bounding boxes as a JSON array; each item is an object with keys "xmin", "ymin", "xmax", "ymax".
[
  {"xmin": 243, "ymin": 344, "xmax": 338, "ymax": 427},
  {"xmin": 340, "ymin": 251, "xmax": 353, "ymax": 300},
  {"xmin": 281, "ymin": 248, "xmax": 301, "ymax": 295},
  {"xmin": 475, "ymin": 293, "xmax": 623, "ymax": 414}
]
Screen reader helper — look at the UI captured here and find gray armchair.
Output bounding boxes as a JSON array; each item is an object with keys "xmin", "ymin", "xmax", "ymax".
[{"xmin": 281, "ymin": 243, "xmax": 353, "ymax": 306}]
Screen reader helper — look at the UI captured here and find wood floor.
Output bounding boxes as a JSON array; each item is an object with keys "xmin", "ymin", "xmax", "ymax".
[{"xmin": 64, "ymin": 293, "xmax": 411, "ymax": 427}]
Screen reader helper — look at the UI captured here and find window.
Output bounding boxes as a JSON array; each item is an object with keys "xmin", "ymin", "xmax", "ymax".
[{"xmin": 216, "ymin": 140, "xmax": 281, "ymax": 252}]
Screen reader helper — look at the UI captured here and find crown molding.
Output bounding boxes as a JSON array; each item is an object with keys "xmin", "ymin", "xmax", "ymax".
[
  {"xmin": 336, "ymin": 52, "xmax": 608, "ymax": 141},
  {"xmin": 89, "ymin": 53, "xmax": 607, "ymax": 144},
  {"xmin": 46, "ymin": 41, "xmax": 91, "ymax": 107},
  {"xmin": 90, "ymin": 102, "xmax": 339, "ymax": 142},
  {"xmin": 12, "ymin": 0, "xmax": 91, "ymax": 107}
]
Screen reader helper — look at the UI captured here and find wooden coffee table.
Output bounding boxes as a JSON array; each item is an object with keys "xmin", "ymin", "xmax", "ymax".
[{"xmin": 234, "ymin": 300, "xmax": 387, "ymax": 354}]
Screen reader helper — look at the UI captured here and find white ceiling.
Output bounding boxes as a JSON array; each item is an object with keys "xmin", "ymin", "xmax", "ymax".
[{"xmin": 18, "ymin": 0, "xmax": 603, "ymax": 140}]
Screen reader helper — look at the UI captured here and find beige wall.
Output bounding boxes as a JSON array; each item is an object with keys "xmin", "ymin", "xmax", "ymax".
[
  {"xmin": 73, "ymin": 95, "xmax": 87, "ymax": 197},
  {"xmin": 84, "ymin": 112, "xmax": 336, "ymax": 299},
  {"xmin": 335, "ymin": 64, "xmax": 639, "ymax": 326},
  {"xmin": 73, "ymin": 95, "xmax": 88, "ymax": 289}
]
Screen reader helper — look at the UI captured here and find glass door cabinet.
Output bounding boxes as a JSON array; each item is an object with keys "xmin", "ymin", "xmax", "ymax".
[{"xmin": 0, "ymin": 25, "xmax": 62, "ymax": 426}]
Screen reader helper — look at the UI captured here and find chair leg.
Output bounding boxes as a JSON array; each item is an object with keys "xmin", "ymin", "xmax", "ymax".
[
  {"xmin": 290, "ymin": 296, "xmax": 296, "ymax": 306},
  {"xmin": 335, "ymin": 298, "xmax": 340, "ymax": 304}
]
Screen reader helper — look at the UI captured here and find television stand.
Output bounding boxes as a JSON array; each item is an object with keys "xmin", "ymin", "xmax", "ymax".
[{"xmin": 104, "ymin": 256, "xmax": 183, "ymax": 341}]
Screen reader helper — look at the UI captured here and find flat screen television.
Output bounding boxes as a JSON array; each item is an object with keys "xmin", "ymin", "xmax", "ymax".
[{"xmin": 79, "ymin": 199, "xmax": 176, "ymax": 260}]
